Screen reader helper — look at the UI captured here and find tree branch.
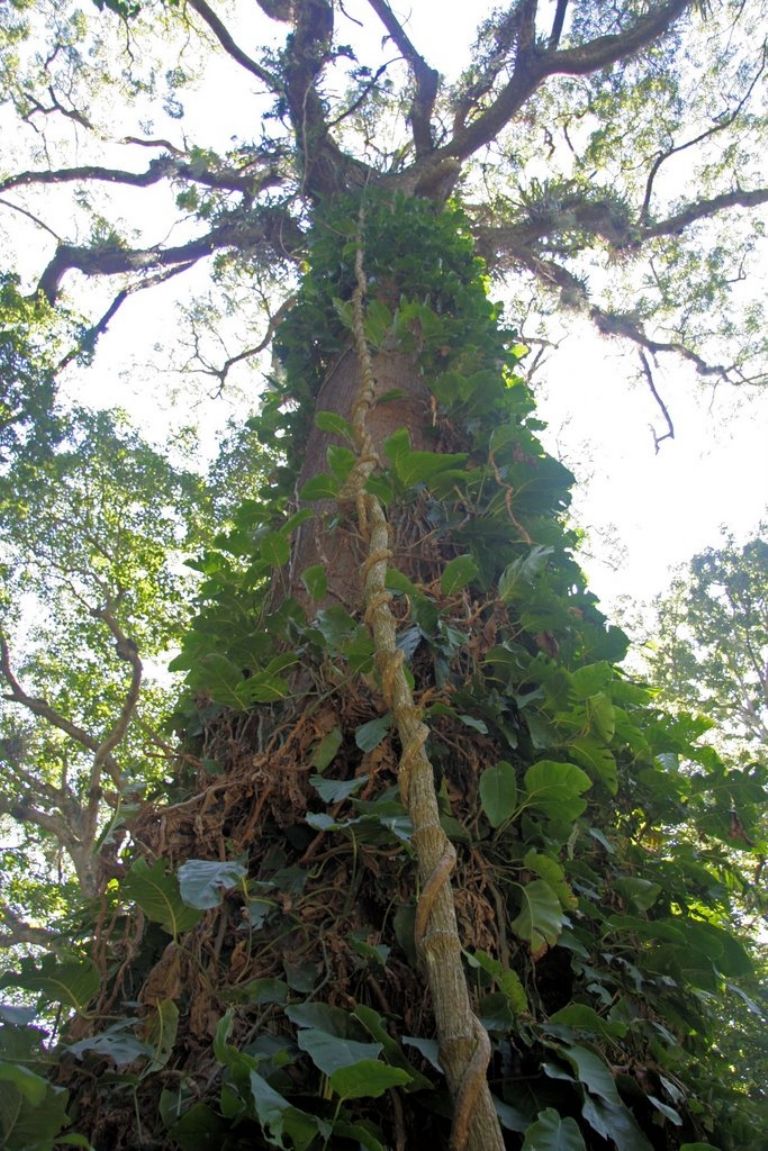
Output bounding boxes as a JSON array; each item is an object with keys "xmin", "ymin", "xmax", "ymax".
[
  {"xmin": 0, "ymin": 904, "xmax": 58, "ymax": 949},
  {"xmin": 644, "ymin": 186, "xmax": 768, "ymax": 239},
  {"xmin": 442, "ymin": 0, "xmax": 691, "ymax": 162},
  {"xmin": 365, "ymin": 0, "xmax": 439, "ymax": 155},
  {"xmin": 640, "ymin": 45, "xmax": 767, "ymax": 222},
  {"xmin": 84, "ymin": 607, "xmax": 142, "ymax": 838},
  {"xmin": 187, "ymin": 0, "xmax": 280, "ymax": 90},
  {"xmin": 56, "ymin": 262, "xmax": 197, "ymax": 372},
  {"xmin": 1, "ymin": 634, "xmax": 103, "ymax": 759},
  {"xmin": 0, "ymin": 155, "xmax": 282, "ymax": 198},
  {"xmin": 37, "ymin": 207, "xmax": 304, "ymax": 303},
  {"xmin": 548, "ymin": 0, "xmax": 569, "ymax": 50},
  {"xmin": 639, "ymin": 349, "xmax": 675, "ymax": 452}
]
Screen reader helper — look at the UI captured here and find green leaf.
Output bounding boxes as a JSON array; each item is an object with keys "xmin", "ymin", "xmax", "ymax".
[
  {"xmin": 441, "ymin": 554, "xmax": 479, "ymax": 595},
  {"xmin": 581, "ymin": 1096, "xmax": 653, "ymax": 1151},
  {"xmin": 123, "ymin": 859, "xmax": 203, "ymax": 937},
  {"xmin": 499, "ymin": 546, "xmax": 553, "ymax": 602},
  {"xmin": 479, "ymin": 760, "xmax": 518, "ymax": 827},
  {"xmin": 186, "ymin": 653, "xmax": 244, "ymax": 710},
  {"xmin": 68, "ymin": 1025, "xmax": 150, "ymax": 1067},
  {"xmin": 310, "ymin": 773, "xmax": 367, "ymax": 803},
  {"xmin": 310, "ymin": 726, "xmax": 343, "ymax": 771},
  {"xmin": 247, "ymin": 1072, "xmax": 319, "ymax": 1151},
  {"xmin": 0, "ymin": 1062, "xmax": 48, "ymax": 1104},
  {"xmin": 331, "ymin": 1060, "xmax": 411, "ymax": 1100},
  {"xmin": 315, "ymin": 410, "xmax": 354, "ymax": 441},
  {"xmin": 260, "ymin": 531, "xmax": 290, "ymax": 567},
  {"xmin": 177, "ymin": 859, "xmax": 247, "ymax": 910},
  {"xmin": 302, "ymin": 563, "xmax": 328, "ymax": 600},
  {"xmin": 300, "ymin": 472, "xmax": 340, "ymax": 501},
  {"xmin": 0, "ymin": 955, "xmax": 99, "ymax": 1013},
  {"xmin": 465, "ymin": 950, "xmax": 529, "ymax": 1013},
  {"xmin": 585, "ymin": 693, "xmax": 615, "ymax": 742},
  {"xmin": 569, "ymin": 737, "xmax": 617, "ymax": 794},
  {"xmin": 170, "ymin": 1102, "xmax": 228, "ymax": 1150},
  {"xmin": 559, "ymin": 1043, "xmax": 621, "ymax": 1107},
  {"xmin": 0, "ymin": 1078, "xmax": 70, "ymax": 1151},
  {"xmin": 296, "ymin": 1029, "xmax": 382, "ymax": 1076},
  {"xmin": 355, "ymin": 714, "xmax": 392, "ymax": 752},
  {"xmin": 570, "ymin": 662, "xmax": 613, "ymax": 699},
  {"xmin": 522, "ymin": 1107, "xmax": 586, "ymax": 1151},
  {"xmin": 613, "ymin": 877, "xmax": 661, "ymax": 912},
  {"xmin": 510, "ymin": 880, "xmax": 565, "ymax": 951},
  {"xmin": 523, "ymin": 760, "xmax": 591, "ymax": 821},
  {"xmin": 548, "ymin": 1004, "xmax": 627, "ymax": 1040}
]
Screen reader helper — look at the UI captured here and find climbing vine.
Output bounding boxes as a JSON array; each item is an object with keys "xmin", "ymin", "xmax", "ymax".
[{"xmin": 1, "ymin": 193, "xmax": 764, "ymax": 1151}]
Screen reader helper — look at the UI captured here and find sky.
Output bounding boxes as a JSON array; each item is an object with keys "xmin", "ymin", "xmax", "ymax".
[{"xmin": 10, "ymin": 0, "xmax": 768, "ymax": 636}]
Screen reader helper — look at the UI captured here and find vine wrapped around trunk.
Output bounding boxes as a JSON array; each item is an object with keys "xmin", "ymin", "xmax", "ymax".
[{"xmin": 28, "ymin": 191, "xmax": 756, "ymax": 1151}]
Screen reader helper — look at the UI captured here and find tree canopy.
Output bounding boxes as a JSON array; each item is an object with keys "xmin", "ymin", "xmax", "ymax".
[{"xmin": 0, "ymin": 3, "xmax": 767, "ymax": 1151}]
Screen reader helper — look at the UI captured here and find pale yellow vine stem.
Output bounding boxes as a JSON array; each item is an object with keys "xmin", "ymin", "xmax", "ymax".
[{"xmin": 346, "ymin": 209, "xmax": 504, "ymax": 1151}]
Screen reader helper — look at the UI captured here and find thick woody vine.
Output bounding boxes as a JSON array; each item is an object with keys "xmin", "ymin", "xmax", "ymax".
[
  {"xmin": 4, "ymin": 192, "xmax": 761, "ymax": 1151},
  {"xmin": 345, "ymin": 209, "xmax": 502, "ymax": 1151}
]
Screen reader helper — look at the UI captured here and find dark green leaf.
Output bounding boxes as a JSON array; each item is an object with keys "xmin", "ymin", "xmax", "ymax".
[
  {"xmin": 177, "ymin": 859, "xmax": 247, "ymax": 910},
  {"xmin": 522, "ymin": 1107, "xmax": 586, "ymax": 1150},
  {"xmin": 315, "ymin": 410, "xmax": 354, "ymax": 440},
  {"xmin": 479, "ymin": 760, "xmax": 518, "ymax": 827},
  {"xmin": 441, "ymin": 554, "xmax": 479, "ymax": 595},
  {"xmin": 511, "ymin": 880, "xmax": 565, "ymax": 951},
  {"xmin": 355, "ymin": 714, "xmax": 392, "ymax": 752},
  {"xmin": 123, "ymin": 859, "xmax": 203, "ymax": 936},
  {"xmin": 302, "ymin": 563, "xmax": 328, "ymax": 600}
]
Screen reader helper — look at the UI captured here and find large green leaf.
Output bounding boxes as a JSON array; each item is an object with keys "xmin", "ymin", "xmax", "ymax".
[
  {"xmin": 558, "ymin": 1043, "xmax": 622, "ymax": 1107},
  {"xmin": 330, "ymin": 1061, "xmax": 411, "ymax": 1100},
  {"xmin": 296, "ymin": 1029, "xmax": 382, "ymax": 1076},
  {"xmin": 522, "ymin": 1108, "xmax": 586, "ymax": 1151},
  {"xmin": 523, "ymin": 760, "xmax": 591, "ymax": 821},
  {"xmin": 441, "ymin": 554, "xmax": 479, "ymax": 595},
  {"xmin": 0, "ymin": 1078, "xmax": 70, "ymax": 1151},
  {"xmin": 568, "ymin": 736, "xmax": 617, "ymax": 794},
  {"xmin": 0, "ymin": 955, "xmax": 99, "ymax": 1013},
  {"xmin": 123, "ymin": 859, "xmax": 203, "ymax": 936},
  {"xmin": 510, "ymin": 880, "xmax": 565, "ymax": 950},
  {"xmin": 177, "ymin": 859, "xmax": 247, "ymax": 910},
  {"xmin": 479, "ymin": 760, "xmax": 518, "ymax": 827},
  {"xmin": 247, "ymin": 1071, "xmax": 319, "ymax": 1151}
]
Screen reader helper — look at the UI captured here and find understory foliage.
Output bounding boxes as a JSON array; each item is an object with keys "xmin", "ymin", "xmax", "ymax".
[{"xmin": 1, "ymin": 195, "xmax": 764, "ymax": 1151}]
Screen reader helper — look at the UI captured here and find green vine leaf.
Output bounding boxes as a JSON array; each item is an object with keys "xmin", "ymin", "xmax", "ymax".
[
  {"xmin": 123, "ymin": 859, "xmax": 203, "ymax": 937},
  {"xmin": 510, "ymin": 880, "xmax": 565, "ymax": 951},
  {"xmin": 177, "ymin": 859, "xmax": 247, "ymax": 910},
  {"xmin": 0, "ymin": 955, "xmax": 99, "ymax": 1014},
  {"xmin": 441, "ymin": 554, "xmax": 479, "ymax": 595},
  {"xmin": 522, "ymin": 1107, "xmax": 586, "ymax": 1151},
  {"xmin": 523, "ymin": 760, "xmax": 591, "ymax": 821},
  {"xmin": 479, "ymin": 760, "xmax": 518, "ymax": 827}
]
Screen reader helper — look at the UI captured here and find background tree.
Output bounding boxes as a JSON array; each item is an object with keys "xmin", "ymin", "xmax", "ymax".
[
  {"xmin": 0, "ymin": 3, "xmax": 767, "ymax": 1151},
  {"xmin": 650, "ymin": 527, "xmax": 768, "ymax": 755}
]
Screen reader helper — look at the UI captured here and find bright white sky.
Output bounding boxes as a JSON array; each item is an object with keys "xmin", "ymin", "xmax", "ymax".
[{"xmin": 26, "ymin": 0, "xmax": 768, "ymax": 634}]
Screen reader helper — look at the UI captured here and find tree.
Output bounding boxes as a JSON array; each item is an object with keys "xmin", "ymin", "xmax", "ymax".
[
  {"xmin": 651, "ymin": 528, "xmax": 768, "ymax": 755},
  {"xmin": 0, "ymin": 3, "xmax": 767, "ymax": 1150},
  {"xmin": 0, "ymin": 406, "xmax": 210, "ymax": 939}
]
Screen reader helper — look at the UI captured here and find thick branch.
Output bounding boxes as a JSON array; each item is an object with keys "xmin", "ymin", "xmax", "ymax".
[
  {"xmin": 640, "ymin": 46, "xmax": 767, "ymax": 222},
  {"xmin": 187, "ymin": 0, "xmax": 279, "ymax": 89},
  {"xmin": 644, "ymin": 187, "xmax": 768, "ymax": 238},
  {"xmin": 548, "ymin": 0, "xmax": 569, "ymax": 50},
  {"xmin": 37, "ymin": 208, "xmax": 304, "ymax": 303},
  {"xmin": 1, "ymin": 155, "xmax": 281, "ymax": 198},
  {"xmin": 443, "ymin": 1, "xmax": 691, "ymax": 162},
  {"xmin": 1, "ymin": 635, "xmax": 102, "ymax": 758},
  {"xmin": 365, "ymin": 0, "xmax": 439, "ymax": 155},
  {"xmin": 0, "ymin": 905, "xmax": 57, "ymax": 949}
]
